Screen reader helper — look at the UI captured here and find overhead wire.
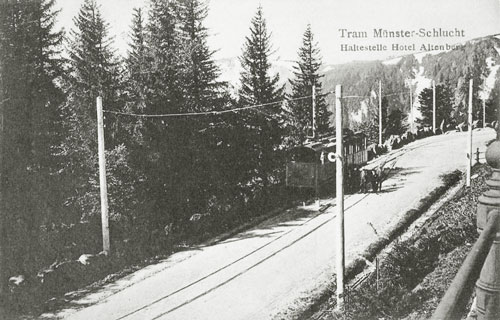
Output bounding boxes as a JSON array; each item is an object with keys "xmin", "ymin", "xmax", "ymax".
[
  {"xmin": 103, "ymin": 91, "xmax": 335, "ymax": 118},
  {"xmin": 342, "ymin": 89, "xmax": 411, "ymax": 100},
  {"xmin": 101, "ymin": 86, "xmax": 413, "ymax": 120}
]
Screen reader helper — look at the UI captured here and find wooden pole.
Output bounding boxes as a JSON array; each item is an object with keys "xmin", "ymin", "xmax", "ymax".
[
  {"xmin": 378, "ymin": 80, "xmax": 382, "ymax": 145},
  {"xmin": 312, "ymin": 85, "xmax": 316, "ymax": 139},
  {"xmin": 315, "ymin": 163, "xmax": 320, "ymax": 209},
  {"xmin": 433, "ymin": 80, "xmax": 436, "ymax": 133},
  {"xmin": 97, "ymin": 97, "xmax": 110, "ymax": 255},
  {"xmin": 0, "ymin": 76, "xmax": 5, "ymax": 295},
  {"xmin": 335, "ymin": 84, "xmax": 345, "ymax": 310},
  {"xmin": 409, "ymin": 83, "xmax": 414, "ymax": 132},
  {"xmin": 483, "ymin": 99, "xmax": 486, "ymax": 129},
  {"xmin": 467, "ymin": 79, "xmax": 473, "ymax": 187}
]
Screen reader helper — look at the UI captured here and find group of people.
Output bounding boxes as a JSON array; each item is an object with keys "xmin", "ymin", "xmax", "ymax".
[{"xmin": 359, "ymin": 166, "xmax": 384, "ymax": 193}]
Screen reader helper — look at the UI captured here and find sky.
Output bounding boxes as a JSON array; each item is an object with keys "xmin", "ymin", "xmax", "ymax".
[{"xmin": 54, "ymin": 0, "xmax": 500, "ymax": 65}]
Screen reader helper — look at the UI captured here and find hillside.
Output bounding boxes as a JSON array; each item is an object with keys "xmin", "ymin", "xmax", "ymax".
[
  {"xmin": 321, "ymin": 35, "xmax": 500, "ymax": 129},
  {"xmin": 217, "ymin": 35, "xmax": 500, "ymax": 132}
]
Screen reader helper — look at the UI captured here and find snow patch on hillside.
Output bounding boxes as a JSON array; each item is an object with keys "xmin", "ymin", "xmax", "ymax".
[
  {"xmin": 351, "ymin": 101, "xmax": 369, "ymax": 123},
  {"xmin": 414, "ymin": 50, "xmax": 442, "ymax": 64},
  {"xmin": 321, "ymin": 65, "xmax": 335, "ymax": 73},
  {"xmin": 480, "ymin": 55, "xmax": 500, "ymax": 100},
  {"xmin": 408, "ymin": 66, "xmax": 431, "ymax": 125}
]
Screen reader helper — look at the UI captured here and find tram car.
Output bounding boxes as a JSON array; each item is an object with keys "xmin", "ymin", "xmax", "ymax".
[{"xmin": 285, "ymin": 130, "xmax": 368, "ymax": 191}]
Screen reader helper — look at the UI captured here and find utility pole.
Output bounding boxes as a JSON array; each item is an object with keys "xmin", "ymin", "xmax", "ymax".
[
  {"xmin": 409, "ymin": 82, "xmax": 414, "ymax": 132},
  {"xmin": 483, "ymin": 99, "xmax": 486, "ymax": 129},
  {"xmin": 0, "ymin": 75, "xmax": 5, "ymax": 295},
  {"xmin": 432, "ymin": 80, "xmax": 436, "ymax": 134},
  {"xmin": 312, "ymin": 84, "xmax": 316, "ymax": 139},
  {"xmin": 378, "ymin": 80, "xmax": 382, "ymax": 145},
  {"xmin": 97, "ymin": 97, "xmax": 110, "ymax": 255},
  {"xmin": 335, "ymin": 84, "xmax": 345, "ymax": 311},
  {"xmin": 467, "ymin": 79, "xmax": 473, "ymax": 187}
]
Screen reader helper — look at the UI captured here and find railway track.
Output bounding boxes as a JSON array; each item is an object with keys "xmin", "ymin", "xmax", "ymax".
[
  {"xmin": 61, "ymin": 131, "xmax": 462, "ymax": 320},
  {"xmin": 111, "ymin": 135, "xmax": 438, "ymax": 319}
]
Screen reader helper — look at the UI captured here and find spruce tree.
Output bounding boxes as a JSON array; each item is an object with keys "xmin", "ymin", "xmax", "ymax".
[
  {"xmin": 417, "ymin": 83, "xmax": 454, "ymax": 129},
  {"xmin": 63, "ymin": 0, "xmax": 125, "ymax": 221},
  {"xmin": 0, "ymin": 0, "xmax": 64, "ymax": 279},
  {"xmin": 141, "ymin": 0, "xmax": 190, "ymax": 229},
  {"xmin": 238, "ymin": 6, "xmax": 284, "ymax": 195},
  {"xmin": 178, "ymin": 0, "xmax": 232, "ymax": 214},
  {"xmin": 124, "ymin": 7, "xmax": 149, "ymax": 151},
  {"xmin": 239, "ymin": 6, "xmax": 283, "ymax": 107},
  {"xmin": 289, "ymin": 25, "xmax": 330, "ymax": 140},
  {"xmin": 179, "ymin": 0, "xmax": 222, "ymax": 112},
  {"xmin": 126, "ymin": 7, "xmax": 148, "ymax": 113}
]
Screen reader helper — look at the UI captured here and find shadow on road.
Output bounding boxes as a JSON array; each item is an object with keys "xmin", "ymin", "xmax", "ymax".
[{"xmin": 220, "ymin": 207, "xmax": 324, "ymax": 245}]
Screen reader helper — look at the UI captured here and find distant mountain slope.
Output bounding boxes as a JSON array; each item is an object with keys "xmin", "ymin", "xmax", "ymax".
[
  {"xmin": 216, "ymin": 35, "xmax": 500, "ymax": 130},
  {"xmin": 321, "ymin": 35, "xmax": 500, "ymax": 128}
]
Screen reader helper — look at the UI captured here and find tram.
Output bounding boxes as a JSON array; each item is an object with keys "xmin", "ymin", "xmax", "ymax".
[{"xmin": 285, "ymin": 131, "xmax": 368, "ymax": 190}]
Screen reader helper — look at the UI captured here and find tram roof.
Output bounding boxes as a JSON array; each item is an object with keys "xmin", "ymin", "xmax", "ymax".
[{"xmin": 300, "ymin": 131, "xmax": 366, "ymax": 153}]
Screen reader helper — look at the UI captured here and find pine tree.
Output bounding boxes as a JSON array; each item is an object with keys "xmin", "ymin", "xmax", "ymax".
[
  {"xmin": 289, "ymin": 25, "xmax": 330, "ymax": 140},
  {"xmin": 238, "ymin": 6, "xmax": 285, "ymax": 195}
]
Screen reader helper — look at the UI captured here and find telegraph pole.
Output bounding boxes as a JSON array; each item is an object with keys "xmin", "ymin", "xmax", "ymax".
[
  {"xmin": 432, "ymin": 80, "xmax": 436, "ymax": 134},
  {"xmin": 312, "ymin": 84, "xmax": 316, "ymax": 139},
  {"xmin": 378, "ymin": 80, "xmax": 382, "ymax": 145},
  {"xmin": 0, "ymin": 74, "xmax": 5, "ymax": 295},
  {"xmin": 408, "ymin": 82, "xmax": 414, "ymax": 132},
  {"xmin": 97, "ymin": 97, "xmax": 110, "ymax": 255},
  {"xmin": 467, "ymin": 79, "xmax": 473, "ymax": 187},
  {"xmin": 483, "ymin": 99, "xmax": 486, "ymax": 129},
  {"xmin": 335, "ymin": 84, "xmax": 345, "ymax": 310}
]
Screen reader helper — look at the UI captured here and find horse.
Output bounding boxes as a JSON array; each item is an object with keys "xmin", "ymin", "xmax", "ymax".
[{"xmin": 360, "ymin": 165, "xmax": 385, "ymax": 193}]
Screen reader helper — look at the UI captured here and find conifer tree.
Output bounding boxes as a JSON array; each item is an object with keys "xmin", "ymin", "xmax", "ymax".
[
  {"xmin": 140, "ymin": 0, "xmax": 191, "ymax": 229},
  {"xmin": 126, "ymin": 7, "xmax": 148, "ymax": 113},
  {"xmin": 239, "ymin": 6, "xmax": 283, "ymax": 107},
  {"xmin": 289, "ymin": 25, "xmax": 330, "ymax": 140},
  {"xmin": 0, "ymin": 0, "xmax": 64, "ymax": 279},
  {"xmin": 63, "ymin": 0, "xmax": 124, "ymax": 221},
  {"xmin": 124, "ymin": 7, "xmax": 149, "ymax": 153},
  {"xmin": 179, "ymin": 0, "xmax": 222, "ymax": 112},
  {"xmin": 178, "ymin": 0, "xmax": 233, "ymax": 213},
  {"xmin": 417, "ymin": 83, "xmax": 454, "ymax": 129},
  {"xmin": 238, "ymin": 6, "xmax": 284, "ymax": 194}
]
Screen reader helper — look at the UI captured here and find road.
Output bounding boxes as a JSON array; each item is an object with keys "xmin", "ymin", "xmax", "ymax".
[{"xmin": 41, "ymin": 128, "xmax": 496, "ymax": 320}]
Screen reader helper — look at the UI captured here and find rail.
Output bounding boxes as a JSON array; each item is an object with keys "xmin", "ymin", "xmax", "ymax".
[{"xmin": 431, "ymin": 211, "xmax": 499, "ymax": 320}]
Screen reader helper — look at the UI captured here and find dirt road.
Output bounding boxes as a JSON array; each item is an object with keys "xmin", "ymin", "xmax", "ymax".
[{"xmin": 41, "ymin": 128, "xmax": 496, "ymax": 320}]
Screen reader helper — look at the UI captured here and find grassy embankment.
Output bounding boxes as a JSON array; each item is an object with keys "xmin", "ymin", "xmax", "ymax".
[{"xmin": 310, "ymin": 164, "xmax": 490, "ymax": 320}]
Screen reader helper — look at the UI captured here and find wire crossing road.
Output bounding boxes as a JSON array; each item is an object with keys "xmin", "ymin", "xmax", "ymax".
[{"xmin": 42, "ymin": 128, "xmax": 495, "ymax": 320}]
